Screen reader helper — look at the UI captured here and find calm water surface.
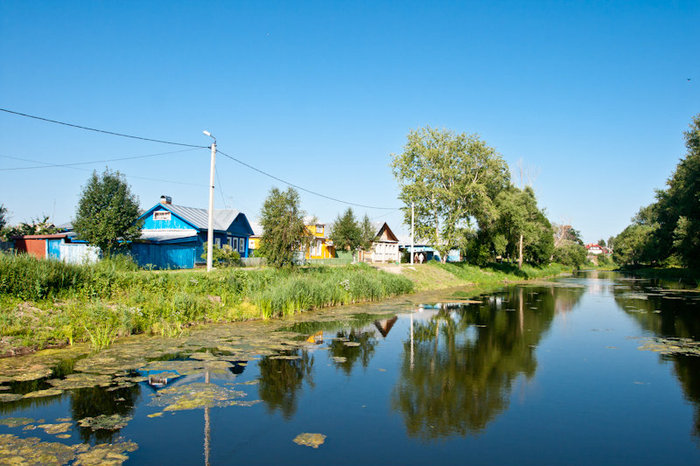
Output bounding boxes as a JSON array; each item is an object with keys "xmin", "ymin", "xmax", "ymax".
[{"xmin": 1, "ymin": 271, "xmax": 699, "ymax": 465}]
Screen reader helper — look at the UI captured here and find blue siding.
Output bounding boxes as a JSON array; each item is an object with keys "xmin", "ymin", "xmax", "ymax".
[
  {"xmin": 131, "ymin": 242, "xmax": 196, "ymax": 269},
  {"xmin": 47, "ymin": 239, "xmax": 62, "ymax": 259},
  {"xmin": 141, "ymin": 206, "xmax": 196, "ymax": 230}
]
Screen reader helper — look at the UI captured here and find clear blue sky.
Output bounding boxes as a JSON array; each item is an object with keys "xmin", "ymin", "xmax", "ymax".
[{"xmin": 1, "ymin": 0, "xmax": 698, "ymax": 243}]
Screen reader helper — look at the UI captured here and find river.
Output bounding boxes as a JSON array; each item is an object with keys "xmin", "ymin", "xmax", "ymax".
[{"xmin": 0, "ymin": 270, "xmax": 699, "ymax": 465}]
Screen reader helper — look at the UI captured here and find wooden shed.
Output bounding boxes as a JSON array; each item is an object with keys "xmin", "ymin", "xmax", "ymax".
[{"xmin": 13, "ymin": 233, "xmax": 71, "ymax": 259}]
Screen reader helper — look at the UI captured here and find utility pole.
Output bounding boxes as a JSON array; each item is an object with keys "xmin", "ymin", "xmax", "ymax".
[
  {"xmin": 203, "ymin": 131, "xmax": 216, "ymax": 272},
  {"xmin": 410, "ymin": 202, "xmax": 415, "ymax": 265}
]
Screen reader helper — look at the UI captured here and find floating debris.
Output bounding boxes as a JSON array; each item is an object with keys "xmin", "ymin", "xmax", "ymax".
[
  {"xmin": 637, "ymin": 337, "xmax": 700, "ymax": 357},
  {"xmin": 48, "ymin": 373, "xmax": 113, "ymax": 390},
  {"xmin": 332, "ymin": 356, "xmax": 346, "ymax": 363},
  {"xmin": 78, "ymin": 414, "xmax": 132, "ymax": 431},
  {"xmin": 293, "ymin": 432, "xmax": 326, "ymax": 448},
  {"xmin": 23, "ymin": 388, "xmax": 64, "ymax": 399},
  {"xmin": 343, "ymin": 342, "xmax": 361, "ymax": 347},
  {"xmin": 147, "ymin": 412, "xmax": 163, "ymax": 418},
  {"xmin": 0, "ymin": 417, "xmax": 34, "ymax": 428},
  {"xmin": 23, "ymin": 425, "xmax": 38, "ymax": 431},
  {"xmin": 56, "ymin": 434, "xmax": 71, "ymax": 439},
  {"xmin": 37, "ymin": 423, "xmax": 72, "ymax": 434},
  {"xmin": 150, "ymin": 383, "xmax": 247, "ymax": 411}
]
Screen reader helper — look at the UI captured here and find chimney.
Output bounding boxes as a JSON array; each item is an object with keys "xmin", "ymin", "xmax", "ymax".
[{"xmin": 160, "ymin": 195, "xmax": 172, "ymax": 205}]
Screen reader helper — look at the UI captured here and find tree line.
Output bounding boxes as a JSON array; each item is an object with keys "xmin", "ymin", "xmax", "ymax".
[{"xmin": 612, "ymin": 115, "xmax": 700, "ymax": 269}]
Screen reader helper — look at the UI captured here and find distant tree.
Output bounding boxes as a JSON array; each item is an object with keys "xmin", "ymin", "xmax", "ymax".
[
  {"xmin": 553, "ymin": 242, "xmax": 588, "ymax": 268},
  {"xmin": 391, "ymin": 126, "xmax": 510, "ymax": 263},
  {"xmin": 607, "ymin": 236, "xmax": 615, "ymax": 250},
  {"xmin": 597, "ymin": 239, "xmax": 606, "ymax": 247},
  {"xmin": 613, "ymin": 223, "xmax": 658, "ymax": 266},
  {"xmin": 258, "ymin": 187, "xmax": 310, "ymax": 267},
  {"xmin": 359, "ymin": 214, "xmax": 375, "ymax": 250},
  {"xmin": 330, "ymin": 208, "xmax": 362, "ymax": 251},
  {"xmin": 73, "ymin": 169, "xmax": 141, "ymax": 254},
  {"xmin": 0, "ymin": 204, "xmax": 7, "ymax": 231},
  {"xmin": 3, "ymin": 216, "xmax": 59, "ymax": 239}
]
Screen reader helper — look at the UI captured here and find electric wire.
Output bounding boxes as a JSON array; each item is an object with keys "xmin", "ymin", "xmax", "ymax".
[
  {"xmin": 0, "ymin": 153, "xmax": 205, "ymax": 187},
  {"xmin": 217, "ymin": 148, "xmax": 400, "ymax": 210},
  {"xmin": 215, "ymin": 167, "xmax": 229, "ymax": 209},
  {"xmin": 0, "ymin": 147, "xmax": 202, "ymax": 171},
  {"xmin": 0, "ymin": 107, "xmax": 208, "ymax": 148}
]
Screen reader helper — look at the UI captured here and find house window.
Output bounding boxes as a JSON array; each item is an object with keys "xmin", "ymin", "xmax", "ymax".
[
  {"xmin": 153, "ymin": 211, "xmax": 171, "ymax": 221},
  {"xmin": 316, "ymin": 224, "xmax": 324, "ymax": 235},
  {"xmin": 215, "ymin": 238, "xmax": 221, "ymax": 247},
  {"xmin": 233, "ymin": 238, "xmax": 238, "ymax": 251},
  {"xmin": 238, "ymin": 238, "xmax": 245, "ymax": 253}
]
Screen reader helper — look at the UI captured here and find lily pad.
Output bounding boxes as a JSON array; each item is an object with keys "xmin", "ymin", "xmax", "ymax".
[{"xmin": 293, "ymin": 432, "xmax": 326, "ymax": 448}]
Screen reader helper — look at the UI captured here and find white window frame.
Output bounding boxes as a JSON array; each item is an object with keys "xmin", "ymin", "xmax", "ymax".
[
  {"xmin": 153, "ymin": 211, "xmax": 171, "ymax": 221},
  {"xmin": 233, "ymin": 237, "xmax": 238, "ymax": 251},
  {"xmin": 238, "ymin": 238, "xmax": 245, "ymax": 253}
]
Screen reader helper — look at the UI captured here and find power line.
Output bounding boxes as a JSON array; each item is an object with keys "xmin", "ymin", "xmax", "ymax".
[
  {"xmin": 0, "ymin": 147, "xmax": 202, "ymax": 171},
  {"xmin": 217, "ymin": 148, "xmax": 400, "ymax": 210},
  {"xmin": 0, "ymin": 107, "xmax": 208, "ymax": 149},
  {"xmin": 0, "ymin": 152, "xmax": 205, "ymax": 187},
  {"xmin": 215, "ymin": 167, "xmax": 229, "ymax": 209}
]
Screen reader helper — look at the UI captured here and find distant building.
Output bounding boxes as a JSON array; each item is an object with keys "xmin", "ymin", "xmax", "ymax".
[
  {"xmin": 585, "ymin": 244, "xmax": 611, "ymax": 255},
  {"xmin": 359, "ymin": 222, "xmax": 400, "ymax": 263},
  {"xmin": 305, "ymin": 223, "xmax": 336, "ymax": 260},
  {"xmin": 131, "ymin": 196, "xmax": 253, "ymax": 269}
]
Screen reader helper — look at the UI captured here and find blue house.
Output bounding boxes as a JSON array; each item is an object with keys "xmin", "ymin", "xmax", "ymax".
[{"xmin": 131, "ymin": 196, "xmax": 254, "ymax": 269}]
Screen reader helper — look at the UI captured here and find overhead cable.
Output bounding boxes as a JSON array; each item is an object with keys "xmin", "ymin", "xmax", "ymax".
[
  {"xmin": 217, "ymin": 148, "xmax": 400, "ymax": 210},
  {"xmin": 0, "ymin": 107, "xmax": 208, "ymax": 148}
]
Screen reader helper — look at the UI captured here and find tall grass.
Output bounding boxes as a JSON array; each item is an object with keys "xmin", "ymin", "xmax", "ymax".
[{"xmin": 0, "ymin": 253, "xmax": 413, "ymax": 351}]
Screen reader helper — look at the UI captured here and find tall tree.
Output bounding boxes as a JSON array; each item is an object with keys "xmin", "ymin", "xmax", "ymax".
[
  {"xmin": 391, "ymin": 127, "xmax": 510, "ymax": 262},
  {"xmin": 493, "ymin": 186, "xmax": 553, "ymax": 268},
  {"xmin": 359, "ymin": 214, "xmax": 375, "ymax": 250},
  {"xmin": 330, "ymin": 208, "xmax": 362, "ymax": 251},
  {"xmin": 0, "ymin": 204, "xmax": 7, "ymax": 231},
  {"xmin": 73, "ymin": 169, "xmax": 141, "ymax": 254},
  {"xmin": 258, "ymin": 187, "xmax": 310, "ymax": 267}
]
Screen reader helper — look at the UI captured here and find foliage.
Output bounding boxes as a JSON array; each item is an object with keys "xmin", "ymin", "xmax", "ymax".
[
  {"xmin": 613, "ymin": 114, "xmax": 700, "ymax": 268},
  {"xmin": 0, "ymin": 204, "xmax": 7, "ymax": 232},
  {"xmin": 329, "ymin": 208, "xmax": 362, "ymax": 251},
  {"xmin": 0, "ymin": 254, "xmax": 413, "ymax": 351},
  {"xmin": 552, "ymin": 242, "xmax": 588, "ymax": 268},
  {"xmin": 2, "ymin": 216, "xmax": 58, "ymax": 239},
  {"xmin": 597, "ymin": 239, "xmax": 606, "ymax": 247},
  {"xmin": 359, "ymin": 214, "xmax": 375, "ymax": 250},
  {"xmin": 258, "ymin": 187, "xmax": 310, "ymax": 267},
  {"xmin": 391, "ymin": 126, "xmax": 510, "ymax": 262},
  {"xmin": 201, "ymin": 243, "xmax": 241, "ymax": 267},
  {"xmin": 73, "ymin": 169, "xmax": 142, "ymax": 254},
  {"xmin": 489, "ymin": 186, "xmax": 553, "ymax": 267}
]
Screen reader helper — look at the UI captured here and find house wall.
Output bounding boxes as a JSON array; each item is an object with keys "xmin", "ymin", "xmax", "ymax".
[
  {"xmin": 131, "ymin": 242, "xmax": 196, "ymax": 269},
  {"xmin": 142, "ymin": 207, "xmax": 195, "ymax": 230}
]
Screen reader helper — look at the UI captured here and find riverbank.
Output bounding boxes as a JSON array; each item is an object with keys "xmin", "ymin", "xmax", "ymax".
[{"xmin": 0, "ymin": 254, "xmax": 570, "ymax": 355}]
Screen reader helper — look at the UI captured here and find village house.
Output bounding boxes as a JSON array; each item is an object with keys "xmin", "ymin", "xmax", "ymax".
[
  {"xmin": 131, "ymin": 196, "xmax": 253, "ymax": 269},
  {"xmin": 305, "ymin": 222, "xmax": 335, "ymax": 260},
  {"xmin": 357, "ymin": 222, "xmax": 400, "ymax": 263}
]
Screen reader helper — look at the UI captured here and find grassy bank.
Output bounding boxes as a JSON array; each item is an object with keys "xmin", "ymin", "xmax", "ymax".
[
  {"xmin": 400, "ymin": 261, "xmax": 570, "ymax": 291},
  {"xmin": 0, "ymin": 254, "xmax": 413, "ymax": 353}
]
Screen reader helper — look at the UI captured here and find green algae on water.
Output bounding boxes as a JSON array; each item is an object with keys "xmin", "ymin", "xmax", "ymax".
[
  {"xmin": 78, "ymin": 414, "xmax": 132, "ymax": 431},
  {"xmin": 150, "ymin": 383, "xmax": 247, "ymax": 411},
  {"xmin": 292, "ymin": 433, "xmax": 326, "ymax": 448},
  {"xmin": 37, "ymin": 423, "xmax": 72, "ymax": 434},
  {"xmin": 0, "ymin": 417, "xmax": 34, "ymax": 428}
]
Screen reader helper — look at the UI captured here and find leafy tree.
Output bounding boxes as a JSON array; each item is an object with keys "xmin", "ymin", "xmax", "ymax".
[
  {"xmin": 73, "ymin": 169, "xmax": 141, "ymax": 254},
  {"xmin": 553, "ymin": 242, "xmax": 587, "ymax": 268},
  {"xmin": 612, "ymin": 222, "xmax": 658, "ymax": 266},
  {"xmin": 201, "ymin": 243, "xmax": 241, "ymax": 267},
  {"xmin": 391, "ymin": 127, "xmax": 510, "ymax": 263},
  {"xmin": 492, "ymin": 186, "xmax": 553, "ymax": 267},
  {"xmin": 3, "ymin": 215, "xmax": 59, "ymax": 239},
  {"xmin": 359, "ymin": 214, "xmax": 375, "ymax": 250},
  {"xmin": 597, "ymin": 239, "xmax": 606, "ymax": 247},
  {"xmin": 258, "ymin": 187, "xmax": 310, "ymax": 267},
  {"xmin": 330, "ymin": 208, "xmax": 362, "ymax": 251}
]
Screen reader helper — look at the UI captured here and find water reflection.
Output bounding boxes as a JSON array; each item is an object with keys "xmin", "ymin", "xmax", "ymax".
[
  {"xmin": 328, "ymin": 329, "xmax": 379, "ymax": 375},
  {"xmin": 71, "ymin": 384, "xmax": 139, "ymax": 443},
  {"xmin": 392, "ymin": 285, "xmax": 584, "ymax": 440},
  {"xmin": 612, "ymin": 281, "xmax": 700, "ymax": 439},
  {"xmin": 257, "ymin": 349, "xmax": 314, "ymax": 419}
]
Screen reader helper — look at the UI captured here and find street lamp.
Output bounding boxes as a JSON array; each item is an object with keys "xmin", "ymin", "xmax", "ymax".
[{"xmin": 203, "ymin": 130, "xmax": 216, "ymax": 272}]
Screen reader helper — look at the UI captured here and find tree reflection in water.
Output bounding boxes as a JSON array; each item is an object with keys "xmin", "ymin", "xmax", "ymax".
[
  {"xmin": 613, "ymin": 282, "xmax": 700, "ymax": 439},
  {"xmin": 71, "ymin": 384, "xmax": 140, "ymax": 443},
  {"xmin": 257, "ymin": 349, "xmax": 314, "ymax": 419},
  {"xmin": 328, "ymin": 329, "xmax": 379, "ymax": 375},
  {"xmin": 392, "ymin": 285, "xmax": 583, "ymax": 440}
]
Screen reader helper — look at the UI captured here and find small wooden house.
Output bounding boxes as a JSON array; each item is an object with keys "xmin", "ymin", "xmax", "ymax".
[
  {"xmin": 361, "ymin": 222, "xmax": 400, "ymax": 263},
  {"xmin": 131, "ymin": 196, "xmax": 254, "ymax": 269},
  {"xmin": 305, "ymin": 223, "xmax": 336, "ymax": 260}
]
